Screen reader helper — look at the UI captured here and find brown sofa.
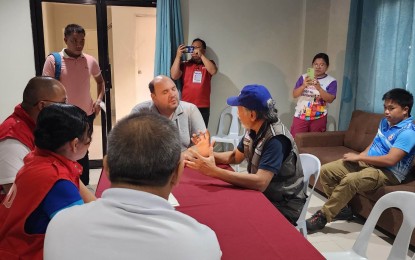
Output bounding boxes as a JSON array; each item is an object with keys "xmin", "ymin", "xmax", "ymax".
[{"xmin": 294, "ymin": 110, "xmax": 415, "ymax": 246}]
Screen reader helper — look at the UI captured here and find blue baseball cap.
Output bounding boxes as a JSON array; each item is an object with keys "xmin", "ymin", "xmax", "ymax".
[{"xmin": 227, "ymin": 84, "xmax": 272, "ymax": 111}]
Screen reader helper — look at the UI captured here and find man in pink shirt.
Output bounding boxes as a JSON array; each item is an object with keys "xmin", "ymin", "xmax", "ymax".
[{"xmin": 42, "ymin": 24, "xmax": 105, "ymax": 186}]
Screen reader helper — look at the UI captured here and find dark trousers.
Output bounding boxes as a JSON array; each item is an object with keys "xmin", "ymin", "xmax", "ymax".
[
  {"xmin": 78, "ymin": 113, "xmax": 95, "ymax": 185},
  {"xmin": 198, "ymin": 107, "xmax": 210, "ymax": 127}
]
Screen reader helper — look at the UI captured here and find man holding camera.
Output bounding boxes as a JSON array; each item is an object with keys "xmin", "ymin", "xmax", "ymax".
[{"xmin": 171, "ymin": 38, "xmax": 217, "ymax": 126}]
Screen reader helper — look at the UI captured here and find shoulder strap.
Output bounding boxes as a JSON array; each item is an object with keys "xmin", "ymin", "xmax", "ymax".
[{"xmin": 50, "ymin": 52, "xmax": 61, "ymax": 80}]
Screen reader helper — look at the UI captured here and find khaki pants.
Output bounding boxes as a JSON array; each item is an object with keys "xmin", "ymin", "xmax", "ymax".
[{"xmin": 320, "ymin": 159, "xmax": 399, "ymax": 222}]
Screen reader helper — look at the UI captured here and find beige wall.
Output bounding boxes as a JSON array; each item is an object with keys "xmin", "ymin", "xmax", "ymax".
[
  {"xmin": 0, "ymin": 1, "xmax": 35, "ymax": 121},
  {"xmin": 181, "ymin": 0, "xmax": 350, "ymax": 133},
  {"xmin": 111, "ymin": 6, "xmax": 156, "ymax": 121}
]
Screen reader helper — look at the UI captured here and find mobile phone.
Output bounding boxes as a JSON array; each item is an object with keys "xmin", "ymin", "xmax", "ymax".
[
  {"xmin": 307, "ymin": 68, "xmax": 315, "ymax": 79},
  {"xmin": 184, "ymin": 46, "xmax": 194, "ymax": 53}
]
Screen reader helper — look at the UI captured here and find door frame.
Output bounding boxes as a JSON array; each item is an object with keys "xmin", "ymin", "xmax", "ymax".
[{"xmin": 30, "ymin": 0, "xmax": 156, "ymax": 165}]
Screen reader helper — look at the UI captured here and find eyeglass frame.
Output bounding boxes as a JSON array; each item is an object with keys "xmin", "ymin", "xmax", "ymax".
[{"xmin": 32, "ymin": 99, "xmax": 68, "ymax": 107}]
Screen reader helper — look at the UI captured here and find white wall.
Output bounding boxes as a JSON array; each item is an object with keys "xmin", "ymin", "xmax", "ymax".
[
  {"xmin": 0, "ymin": 1, "xmax": 35, "ymax": 121},
  {"xmin": 111, "ymin": 6, "xmax": 156, "ymax": 121},
  {"xmin": 0, "ymin": 1, "xmax": 350, "ymax": 132},
  {"xmin": 181, "ymin": 0, "xmax": 350, "ymax": 132}
]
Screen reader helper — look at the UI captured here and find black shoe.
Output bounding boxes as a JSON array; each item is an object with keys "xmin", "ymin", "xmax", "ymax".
[
  {"xmin": 333, "ymin": 206, "xmax": 354, "ymax": 221},
  {"xmin": 306, "ymin": 210, "xmax": 327, "ymax": 232}
]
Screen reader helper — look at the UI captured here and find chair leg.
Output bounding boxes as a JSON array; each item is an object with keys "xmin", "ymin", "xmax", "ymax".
[{"xmin": 296, "ymin": 221, "xmax": 307, "ymax": 238}]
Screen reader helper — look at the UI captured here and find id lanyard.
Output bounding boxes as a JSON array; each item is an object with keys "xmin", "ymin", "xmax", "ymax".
[{"xmin": 192, "ymin": 66, "xmax": 203, "ymax": 84}]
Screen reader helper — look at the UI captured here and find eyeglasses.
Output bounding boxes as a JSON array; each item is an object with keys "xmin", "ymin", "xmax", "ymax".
[
  {"xmin": 32, "ymin": 99, "xmax": 67, "ymax": 107},
  {"xmin": 312, "ymin": 63, "xmax": 327, "ymax": 68}
]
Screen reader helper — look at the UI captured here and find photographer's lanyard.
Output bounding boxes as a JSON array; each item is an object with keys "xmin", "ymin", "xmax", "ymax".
[{"xmin": 192, "ymin": 66, "xmax": 203, "ymax": 83}]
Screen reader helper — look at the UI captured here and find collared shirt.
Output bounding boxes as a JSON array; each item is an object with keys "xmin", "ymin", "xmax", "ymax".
[
  {"xmin": 131, "ymin": 100, "xmax": 206, "ymax": 151},
  {"xmin": 42, "ymin": 49, "xmax": 101, "ymax": 115},
  {"xmin": 368, "ymin": 117, "xmax": 415, "ymax": 182},
  {"xmin": 181, "ymin": 60, "xmax": 215, "ymax": 108},
  {"xmin": 44, "ymin": 188, "xmax": 221, "ymax": 260}
]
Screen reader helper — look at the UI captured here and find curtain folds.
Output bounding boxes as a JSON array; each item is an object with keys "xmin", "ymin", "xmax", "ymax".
[
  {"xmin": 154, "ymin": 0, "xmax": 184, "ymax": 77},
  {"xmin": 339, "ymin": 0, "xmax": 415, "ymax": 130}
]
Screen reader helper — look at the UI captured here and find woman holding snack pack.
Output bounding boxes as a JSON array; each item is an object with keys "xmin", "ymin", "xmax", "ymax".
[{"xmin": 290, "ymin": 53, "xmax": 337, "ymax": 137}]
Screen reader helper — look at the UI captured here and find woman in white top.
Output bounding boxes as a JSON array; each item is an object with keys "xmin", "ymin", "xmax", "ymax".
[{"xmin": 290, "ymin": 53, "xmax": 338, "ymax": 138}]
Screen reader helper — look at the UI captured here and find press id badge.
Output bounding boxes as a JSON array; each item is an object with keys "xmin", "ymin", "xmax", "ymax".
[{"xmin": 193, "ymin": 71, "xmax": 202, "ymax": 83}]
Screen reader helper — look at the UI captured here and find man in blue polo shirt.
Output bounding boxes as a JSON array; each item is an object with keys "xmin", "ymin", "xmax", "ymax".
[
  {"xmin": 306, "ymin": 88, "xmax": 415, "ymax": 232},
  {"xmin": 185, "ymin": 84, "xmax": 306, "ymax": 225}
]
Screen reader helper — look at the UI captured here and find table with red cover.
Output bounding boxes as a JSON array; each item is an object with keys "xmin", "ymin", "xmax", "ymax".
[{"xmin": 96, "ymin": 165, "xmax": 324, "ymax": 259}]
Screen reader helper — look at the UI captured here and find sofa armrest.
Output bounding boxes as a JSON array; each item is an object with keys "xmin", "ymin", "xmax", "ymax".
[{"xmin": 295, "ymin": 131, "xmax": 347, "ymax": 148}]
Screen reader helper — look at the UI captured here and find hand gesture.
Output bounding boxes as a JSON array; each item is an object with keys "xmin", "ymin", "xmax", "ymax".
[
  {"xmin": 191, "ymin": 130, "xmax": 213, "ymax": 157},
  {"xmin": 185, "ymin": 145, "xmax": 216, "ymax": 176}
]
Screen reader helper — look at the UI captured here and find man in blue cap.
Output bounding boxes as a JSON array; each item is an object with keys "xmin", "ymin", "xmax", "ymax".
[{"xmin": 185, "ymin": 84, "xmax": 306, "ymax": 224}]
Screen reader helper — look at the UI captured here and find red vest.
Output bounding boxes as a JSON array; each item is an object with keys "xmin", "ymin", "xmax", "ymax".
[
  {"xmin": 0, "ymin": 104, "xmax": 36, "ymax": 150},
  {"xmin": 0, "ymin": 148, "xmax": 81, "ymax": 260}
]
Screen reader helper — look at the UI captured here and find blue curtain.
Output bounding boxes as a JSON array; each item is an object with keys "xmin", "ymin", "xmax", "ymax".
[
  {"xmin": 154, "ymin": 0, "xmax": 184, "ymax": 77},
  {"xmin": 339, "ymin": 0, "xmax": 415, "ymax": 130}
]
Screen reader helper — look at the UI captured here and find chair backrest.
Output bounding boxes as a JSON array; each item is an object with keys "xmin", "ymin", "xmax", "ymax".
[
  {"xmin": 299, "ymin": 153, "xmax": 321, "ymax": 195},
  {"xmin": 216, "ymin": 106, "xmax": 243, "ymax": 137},
  {"xmin": 352, "ymin": 191, "xmax": 415, "ymax": 259}
]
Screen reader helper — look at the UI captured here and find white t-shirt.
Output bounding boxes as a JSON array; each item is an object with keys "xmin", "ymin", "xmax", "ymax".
[
  {"xmin": 0, "ymin": 139, "xmax": 30, "ymax": 186},
  {"xmin": 44, "ymin": 188, "xmax": 222, "ymax": 260}
]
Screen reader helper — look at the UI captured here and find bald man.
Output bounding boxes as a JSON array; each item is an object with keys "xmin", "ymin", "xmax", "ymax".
[
  {"xmin": 0, "ymin": 76, "xmax": 67, "ymax": 195},
  {"xmin": 131, "ymin": 75, "xmax": 206, "ymax": 153}
]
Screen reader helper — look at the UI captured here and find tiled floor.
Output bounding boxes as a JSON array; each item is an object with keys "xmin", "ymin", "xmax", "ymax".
[{"xmin": 89, "ymin": 167, "xmax": 414, "ymax": 259}]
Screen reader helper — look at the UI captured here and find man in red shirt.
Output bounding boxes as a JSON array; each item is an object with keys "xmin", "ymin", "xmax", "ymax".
[{"xmin": 171, "ymin": 38, "xmax": 217, "ymax": 126}]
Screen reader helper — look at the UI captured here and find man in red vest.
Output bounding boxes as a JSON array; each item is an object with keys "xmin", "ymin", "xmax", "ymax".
[{"xmin": 0, "ymin": 76, "xmax": 67, "ymax": 198}]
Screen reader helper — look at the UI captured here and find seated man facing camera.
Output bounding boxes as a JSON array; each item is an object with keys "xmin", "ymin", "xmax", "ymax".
[
  {"xmin": 44, "ymin": 111, "xmax": 221, "ymax": 260},
  {"xmin": 131, "ymin": 75, "xmax": 206, "ymax": 155}
]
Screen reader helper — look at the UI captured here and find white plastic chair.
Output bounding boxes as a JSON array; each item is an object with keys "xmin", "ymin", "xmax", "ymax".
[
  {"xmin": 211, "ymin": 106, "xmax": 244, "ymax": 171},
  {"xmin": 323, "ymin": 191, "xmax": 415, "ymax": 260},
  {"xmin": 296, "ymin": 153, "xmax": 321, "ymax": 238}
]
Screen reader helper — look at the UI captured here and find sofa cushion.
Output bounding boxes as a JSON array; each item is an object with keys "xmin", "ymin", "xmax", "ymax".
[
  {"xmin": 343, "ymin": 110, "xmax": 383, "ymax": 152},
  {"xmin": 358, "ymin": 182, "xmax": 415, "ymax": 202}
]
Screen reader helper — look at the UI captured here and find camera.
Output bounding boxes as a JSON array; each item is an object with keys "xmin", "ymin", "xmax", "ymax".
[{"xmin": 184, "ymin": 46, "xmax": 194, "ymax": 53}]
